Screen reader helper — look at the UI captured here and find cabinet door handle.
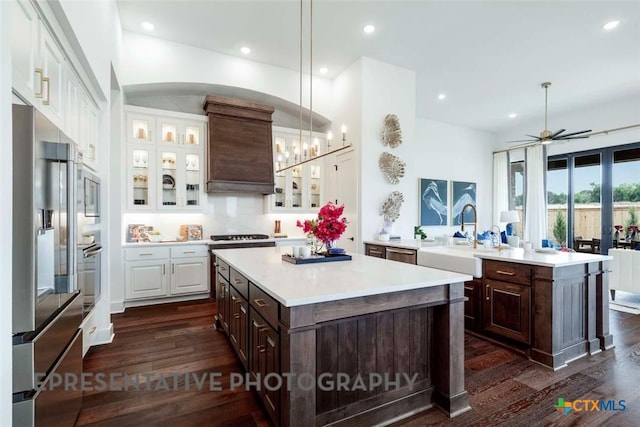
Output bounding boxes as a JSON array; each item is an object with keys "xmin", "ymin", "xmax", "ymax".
[
  {"xmin": 148, "ymin": 130, "xmax": 152, "ymax": 141},
  {"xmin": 140, "ymin": 253, "xmax": 154, "ymax": 256},
  {"xmin": 34, "ymin": 68, "xmax": 44, "ymax": 98},
  {"xmin": 162, "ymin": 264, "xmax": 165, "ymax": 275},
  {"xmin": 233, "ymin": 278, "xmax": 242, "ymax": 285},
  {"xmin": 240, "ymin": 305, "xmax": 247, "ymax": 314},
  {"xmin": 496, "ymin": 270, "xmax": 515, "ymax": 276},
  {"xmin": 253, "ymin": 298, "xmax": 268, "ymax": 308},
  {"xmin": 172, "ymin": 263, "xmax": 175, "ymax": 274},
  {"xmin": 231, "ymin": 295, "xmax": 237, "ymax": 302},
  {"xmin": 42, "ymin": 76, "xmax": 50, "ymax": 105},
  {"xmin": 219, "ymin": 266, "xmax": 227, "ymax": 272},
  {"xmin": 386, "ymin": 248, "xmax": 415, "ymax": 256},
  {"xmin": 486, "ymin": 284, "xmax": 490, "ymax": 301},
  {"xmin": 369, "ymin": 249, "xmax": 382, "ymax": 255},
  {"xmin": 252, "ymin": 320, "xmax": 264, "ymax": 329},
  {"xmin": 234, "ymin": 314, "xmax": 240, "ymax": 319},
  {"xmin": 183, "ymin": 250, "xmax": 196, "ymax": 254}
]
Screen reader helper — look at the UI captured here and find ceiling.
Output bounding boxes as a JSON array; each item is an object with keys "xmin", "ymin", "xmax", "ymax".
[{"xmin": 117, "ymin": 0, "xmax": 640, "ymax": 133}]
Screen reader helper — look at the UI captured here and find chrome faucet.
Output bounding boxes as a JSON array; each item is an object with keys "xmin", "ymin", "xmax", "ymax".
[{"xmin": 460, "ymin": 203, "xmax": 478, "ymax": 249}]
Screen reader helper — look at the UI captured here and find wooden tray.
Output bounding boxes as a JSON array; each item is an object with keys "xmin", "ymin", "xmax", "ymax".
[{"xmin": 282, "ymin": 253, "xmax": 352, "ymax": 264}]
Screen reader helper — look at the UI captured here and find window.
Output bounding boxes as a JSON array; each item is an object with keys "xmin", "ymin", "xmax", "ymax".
[{"xmin": 510, "ymin": 161, "xmax": 524, "ymax": 237}]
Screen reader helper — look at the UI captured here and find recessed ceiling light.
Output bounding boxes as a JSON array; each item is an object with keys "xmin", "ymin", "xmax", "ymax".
[
  {"xmin": 437, "ymin": 93, "xmax": 446, "ymax": 100},
  {"xmin": 240, "ymin": 46, "xmax": 251, "ymax": 55},
  {"xmin": 602, "ymin": 20, "xmax": 620, "ymax": 30},
  {"xmin": 319, "ymin": 67, "xmax": 328, "ymax": 74},
  {"xmin": 509, "ymin": 113, "xmax": 518, "ymax": 119},
  {"xmin": 141, "ymin": 21, "xmax": 154, "ymax": 31},
  {"xmin": 363, "ymin": 24, "xmax": 375, "ymax": 34}
]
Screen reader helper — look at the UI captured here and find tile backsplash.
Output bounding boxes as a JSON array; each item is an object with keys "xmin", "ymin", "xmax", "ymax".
[{"xmin": 122, "ymin": 194, "xmax": 314, "ymax": 242}]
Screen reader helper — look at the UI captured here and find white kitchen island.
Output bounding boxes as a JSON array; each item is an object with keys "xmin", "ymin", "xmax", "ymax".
[{"xmin": 212, "ymin": 246, "xmax": 472, "ymax": 426}]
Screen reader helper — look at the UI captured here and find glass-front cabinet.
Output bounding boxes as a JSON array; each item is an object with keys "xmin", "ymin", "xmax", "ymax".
[
  {"xmin": 125, "ymin": 105, "xmax": 206, "ymax": 211},
  {"xmin": 158, "ymin": 149, "xmax": 202, "ymax": 209},
  {"xmin": 158, "ymin": 117, "xmax": 204, "ymax": 146},
  {"xmin": 128, "ymin": 145, "xmax": 154, "ymax": 209},
  {"xmin": 267, "ymin": 126, "xmax": 325, "ymax": 212}
]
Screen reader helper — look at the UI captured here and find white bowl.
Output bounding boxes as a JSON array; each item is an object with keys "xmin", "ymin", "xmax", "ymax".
[{"xmin": 148, "ymin": 234, "xmax": 162, "ymax": 242}]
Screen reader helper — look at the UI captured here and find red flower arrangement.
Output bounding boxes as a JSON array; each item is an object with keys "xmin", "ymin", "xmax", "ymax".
[{"xmin": 296, "ymin": 202, "xmax": 348, "ymax": 247}]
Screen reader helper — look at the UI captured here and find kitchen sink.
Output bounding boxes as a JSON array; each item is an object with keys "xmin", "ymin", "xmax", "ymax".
[{"xmin": 417, "ymin": 246, "xmax": 486, "ymax": 278}]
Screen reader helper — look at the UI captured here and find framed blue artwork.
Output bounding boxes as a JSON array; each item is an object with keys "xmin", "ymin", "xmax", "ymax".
[
  {"xmin": 452, "ymin": 181, "xmax": 476, "ymax": 225},
  {"xmin": 420, "ymin": 178, "xmax": 448, "ymax": 226}
]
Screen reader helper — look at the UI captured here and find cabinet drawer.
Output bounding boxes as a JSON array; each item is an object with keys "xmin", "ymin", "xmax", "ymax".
[
  {"xmin": 170, "ymin": 245, "xmax": 208, "ymax": 258},
  {"xmin": 229, "ymin": 267, "xmax": 248, "ymax": 299},
  {"xmin": 484, "ymin": 260, "xmax": 532, "ymax": 286},
  {"xmin": 125, "ymin": 246, "xmax": 170, "ymax": 261},
  {"xmin": 250, "ymin": 283, "xmax": 279, "ymax": 330},
  {"xmin": 217, "ymin": 259, "xmax": 230, "ymax": 282},
  {"xmin": 365, "ymin": 244, "xmax": 386, "ymax": 259},
  {"xmin": 385, "ymin": 247, "xmax": 417, "ymax": 265}
]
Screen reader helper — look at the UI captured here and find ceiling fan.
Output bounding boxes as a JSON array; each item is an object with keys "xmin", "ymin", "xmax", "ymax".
[{"xmin": 508, "ymin": 82, "xmax": 592, "ymax": 145}]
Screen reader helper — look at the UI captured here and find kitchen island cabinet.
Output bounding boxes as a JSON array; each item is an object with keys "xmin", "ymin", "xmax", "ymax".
[
  {"xmin": 420, "ymin": 246, "xmax": 614, "ymax": 369},
  {"xmin": 212, "ymin": 247, "xmax": 472, "ymax": 426}
]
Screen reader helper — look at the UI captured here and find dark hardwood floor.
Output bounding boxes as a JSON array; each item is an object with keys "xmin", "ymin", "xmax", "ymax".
[{"xmin": 77, "ymin": 300, "xmax": 640, "ymax": 427}]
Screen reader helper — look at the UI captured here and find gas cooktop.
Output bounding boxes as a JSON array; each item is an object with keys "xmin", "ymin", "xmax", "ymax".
[{"xmin": 210, "ymin": 234, "xmax": 271, "ymax": 241}]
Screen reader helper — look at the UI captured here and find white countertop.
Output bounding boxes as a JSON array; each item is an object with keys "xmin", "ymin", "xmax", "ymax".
[
  {"xmin": 363, "ymin": 239, "xmax": 440, "ymax": 250},
  {"xmin": 419, "ymin": 245, "xmax": 611, "ymax": 267},
  {"xmin": 212, "ymin": 246, "xmax": 472, "ymax": 307},
  {"xmin": 122, "ymin": 236, "xmax": 308, "ymax": 248},
  {"xmin": 473, "ymin": 247, "xmax": 612, "ymax": 267}
]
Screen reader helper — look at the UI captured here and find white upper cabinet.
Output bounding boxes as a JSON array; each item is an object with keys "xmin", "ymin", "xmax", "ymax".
[
  {"xmin": 39, "ymin": 23, "xmax": 65, "ymax": 128},
  {"xmin": 11, "ymin": 0, "xmax": 101, "ymax": 171},
  {"xmin": 11, "ymin": 0, "xmax": 40, "ymax": 101},
  {"xmin": 125, "ymin": 106, "xmax": 207, "ymax": 212}
]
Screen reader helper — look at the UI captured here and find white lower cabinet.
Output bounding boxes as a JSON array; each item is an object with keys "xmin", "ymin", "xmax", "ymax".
[
  {"xmin": 125, "ymin": 259, "xmax": 169, "ymax": 300},
  {"xmin": 171, "ymin": 258, "xmax": 209, "ymax": 294},
  {"xmin": 125, "ymin": 245, "xmax": 209, "ymax": 302}
]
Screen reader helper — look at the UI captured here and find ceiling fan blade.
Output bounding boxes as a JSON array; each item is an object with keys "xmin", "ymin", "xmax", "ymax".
[
  {"xmin": 555, "ymin": 135, "xmax": 590, "ymax": 140},
  {"xmin": 507, "ymin": 139, "xmax": 538, "ymax": 143},
  {"xmin": 525, "ymin": 134, "xmax": 541, "ymax": 139},
  {"xmin": 549, "ymin": 129, "xmax": 566, "ymax": 139},
  {"xmin": 554, "ymin": 129, "xmax": 592, "ymax": 139}
]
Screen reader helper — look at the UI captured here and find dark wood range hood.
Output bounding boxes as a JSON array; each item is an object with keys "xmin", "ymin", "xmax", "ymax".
[{"xmin": 203, "ymin": 95, "xmax": 275, "ymax": 194}]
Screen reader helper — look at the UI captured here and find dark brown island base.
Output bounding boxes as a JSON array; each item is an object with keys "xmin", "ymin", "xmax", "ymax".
[
  {"xmin": 468, "ymin": 256, "xmax": 614, "ymax": 370},
  {"xmin": 212, "ymin": 247, "xmax": 473, "ymax": 426}
]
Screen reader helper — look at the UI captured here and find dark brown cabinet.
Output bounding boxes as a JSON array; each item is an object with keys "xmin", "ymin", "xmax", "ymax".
[
  {"xmin": 203, "ymin": 95, "xmax": 275, "ymax": 194},
  {"xmin": 483, "ymin": 278, "xmax": 531, "ymax": 344},
  {"xmin": 364, "ymin": 243, "xmax": 417, "ymax": 264},
  {"xmin": 364, "ymin": 243, "xmax": 386, "ymax": 259},
  {"xmin": 463, "ymin": 279, "xmax": 482, "ymax": 330},
  {"xmin": 250, "ymin": 308, "xmax": 280, "ymax": 425},
  {"xmin": 482, "ymin": 260, "xmax": 532, "ymax": 344},
  {"xmin": 229, "ymin": 286, "xmax": 249, "ymax": 370},
  {"xmin": 215, "ymin": 259, "xmax": 230, "ymax": 333}
]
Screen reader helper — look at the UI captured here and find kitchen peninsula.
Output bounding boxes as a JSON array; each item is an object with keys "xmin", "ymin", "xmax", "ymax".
[
  {"xmin": 212, "ymin": 247, "xmax": 472, "ymax": 426},
  {"xmin": 418, "ymin": 246, "xmax": 614, "ymax": 370}
]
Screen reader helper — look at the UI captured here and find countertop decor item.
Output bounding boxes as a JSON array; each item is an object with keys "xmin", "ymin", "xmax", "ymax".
[
  {"xmin": 296, "ymin": 201, "xmax": 348, "ymax": 253},
  {"xmin": 378, "ymin": 152, "xmax": 405, "ymax": 184},
  {"xmin": 180, "ymin": 224, "xmax": 203, "ymax": 241},
  {"xmin": 282, "ymin": 253, "xmax": 352, "ymax": 264},
  {"xmin": 381, "ymin": 114, "xmax": 402, "ymax": 148}
]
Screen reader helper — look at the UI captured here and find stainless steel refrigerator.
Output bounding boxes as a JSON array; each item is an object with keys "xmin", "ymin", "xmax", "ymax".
[{"xmin": 12, "ymin": 105, "xmax": 83, "ymax": 427}]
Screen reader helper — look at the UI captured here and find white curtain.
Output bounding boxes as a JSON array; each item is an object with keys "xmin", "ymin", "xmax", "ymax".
[
  {"xmin": 493, "ymin": 152, "xmax": 509, "ymax": 225},
  {"xmin": 525, "ymin": 145, "xmax": 547, "ymax": 249}
]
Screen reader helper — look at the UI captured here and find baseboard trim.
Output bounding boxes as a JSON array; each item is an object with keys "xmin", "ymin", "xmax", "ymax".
[
  {"xmin": 110, "ymin": 301, "xmax": 125, "ymax": 314},
  {"xmin": 93, "ymin": 323, "xmax": 114, "ymax": 347},
  {"xmin": 123, "ymin": 293, "xmax": 209, "ymax": 309}
]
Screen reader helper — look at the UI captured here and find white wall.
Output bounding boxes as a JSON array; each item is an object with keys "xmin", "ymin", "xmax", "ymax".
[
  {"xmin": 497, "ymin": 96, "xmax": 640, "ymax": 155},
  {"xmin": 414, "ymin": 119, "xmax": 495, "ymax": 237},
  {"xmin": 0, "ymin": 0, "xmax": 12, "ymax": 422},
  {"xmin": 361, "ymin": 58, "xmax": 416, "ymax": 241},
  {"xmin": 119, "ymin": 32, "xmax": 334, "ymax": 121},
  {"xmin": 56, "ymin": 0, "xmax": 121, "ymax": 98}
]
